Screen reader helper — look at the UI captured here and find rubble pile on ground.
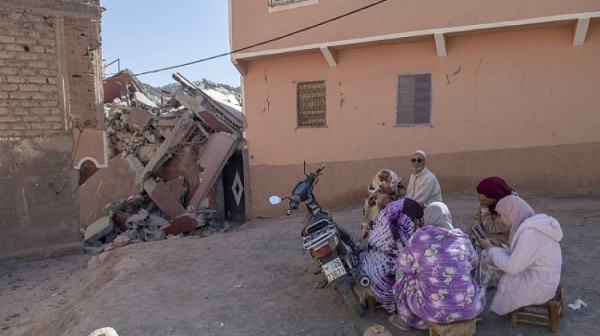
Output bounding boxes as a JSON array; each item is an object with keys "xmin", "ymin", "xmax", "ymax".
[{"xmin": 81, "ymin": 73, "xmax": 243, "ymax": 253}]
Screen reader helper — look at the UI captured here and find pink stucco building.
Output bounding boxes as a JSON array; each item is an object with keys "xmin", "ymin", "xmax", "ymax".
[{"xmin": 229, "ymin": 0, "xmax": 600, "ymax": 217}]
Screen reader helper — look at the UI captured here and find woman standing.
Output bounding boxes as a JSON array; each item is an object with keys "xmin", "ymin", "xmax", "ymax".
[
  {"xmin": 361, "ymin": 198, "xmax": 422, "ymax": 314},
  {"xmin": 478, "ymin": 195, "xmax": 562, "ymax": 315},
  {"xmin": 390, "ymin": 202, "xmax": 485, "ymax": 331}
]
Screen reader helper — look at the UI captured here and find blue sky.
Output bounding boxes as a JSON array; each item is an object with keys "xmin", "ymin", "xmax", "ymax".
[{"xmin": 100, "ymin": 0, "xmax": 240, "ymax": 88}]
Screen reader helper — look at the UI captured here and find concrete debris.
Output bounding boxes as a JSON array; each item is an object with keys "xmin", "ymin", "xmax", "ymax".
[
  {"xmin": 164, "ymin": 213, "xmax": 204, "ymax": 235},
  {"xmin": 125, "ymin": 213, "xmax": 149, "ymax": 229},
  {"xmin": 79, "ymin": 72, "xmax": 245, "ymax": 249},
  {"xmin": 143, "ymin": 178, "xmax": 186, "ymax": 219},
  {"xmin": 113, "ymin": 235, "xmax": 130, "ymax": 247},
  {"xmin": 80, "ymin": 156, "xmax": 140, "ymax": 227},
  {"xmin": 84, "ymin": 216, "xmax": 114, "ymax": 244},
  {"xmin": 127, "ymin": 107, "xmax": 154, "ymax": 132},
  {"xmin": 189, "ymin": 132, "xmax": 239, "ymax": 208},
  {"xmin": 134, "ymin": 91, "xmax": 158, "ymax": 110},
  {"xmin": 165, "ymin": 176, "xmax": 187, "ymax": 205}
]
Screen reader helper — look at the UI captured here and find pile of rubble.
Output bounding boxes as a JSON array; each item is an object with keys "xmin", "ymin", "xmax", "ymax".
[{"xmin": 80, "ymin": 72, "xmax": 244, "ymax": 252}]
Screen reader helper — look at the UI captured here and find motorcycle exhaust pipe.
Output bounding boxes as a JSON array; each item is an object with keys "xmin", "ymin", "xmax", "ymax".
[{"xmin": 358, "ymin": 274, "xmax": 371, "ymax": 288}]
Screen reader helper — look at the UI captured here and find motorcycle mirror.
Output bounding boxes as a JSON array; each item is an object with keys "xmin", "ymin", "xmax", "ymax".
[{"xmin": 268, "ymin": 195, "xmax": 282, "ymax": 205}]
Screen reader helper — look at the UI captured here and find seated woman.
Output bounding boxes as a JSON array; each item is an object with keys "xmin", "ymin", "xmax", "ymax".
[
  {"xmin": 390, "ymin": 202, "xmax": 485, "ymax": 331},
  {"xmin": 361, "ymin": 198, "xmax": 423, "ymax": 314},
  {"xmin": 469, "ymin": 176, "xmax": 516, "ymax": 288},
  {"xmin": 469, "ymin": 177, "xmax": 516, "ymax": 246},
  {"xmin": 478, "ymin": 195, "xmax": 562, "ymax": 315},
  {"xmin": 361, "ymin": 169, "xmax": 405, "ymax": 240}
]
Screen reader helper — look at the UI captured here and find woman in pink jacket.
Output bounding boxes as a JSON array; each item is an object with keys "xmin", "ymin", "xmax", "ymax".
[{"xmin": 478, "ymin": 195, "xmax": 562, "ymax": 315}]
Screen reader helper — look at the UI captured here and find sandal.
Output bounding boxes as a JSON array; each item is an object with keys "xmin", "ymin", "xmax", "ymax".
[{"xmin": 388, "ymin": 314, "xmax": 411, "ymax": 331}]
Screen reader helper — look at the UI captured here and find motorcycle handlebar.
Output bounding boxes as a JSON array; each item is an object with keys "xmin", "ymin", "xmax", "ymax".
[
  {"xmin": 285, "ymin": 165, "xmax": 325, "ymax": 215},
  {"xmin": 287, "ymin": 196, "xmax": 300, "ymax": 215},
  {"xmin": 315, "ymin": 165, "xmax": 325, "ymax": 175}
]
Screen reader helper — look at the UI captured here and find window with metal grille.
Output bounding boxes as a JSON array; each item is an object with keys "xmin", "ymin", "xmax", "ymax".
[
  {"xmin": 269, "ymin": 0, "xmax": 309, "ymax": 7},
  {"xmin": 297, "ymin": 80, "xmax": 326, "ymax": 127},
  {"xmin": 396, "ymin": 74, "xmax": 432, "ymax": 126}
]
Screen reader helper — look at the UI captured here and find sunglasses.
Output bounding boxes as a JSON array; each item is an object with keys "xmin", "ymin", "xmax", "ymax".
[{"xmin": 410, "ymin": 158, "xmax": 424, "ymax": 163}]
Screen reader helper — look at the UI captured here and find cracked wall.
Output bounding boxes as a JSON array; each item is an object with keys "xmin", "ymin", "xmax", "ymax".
[{"xmin": 241, "ymin": 24, "xmax": 600, "ymax": 216}]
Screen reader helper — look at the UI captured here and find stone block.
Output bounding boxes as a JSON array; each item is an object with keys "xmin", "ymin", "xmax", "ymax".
[{"xmin": 113, "ymin": 235, "xmax": 130, "ymax": 247}]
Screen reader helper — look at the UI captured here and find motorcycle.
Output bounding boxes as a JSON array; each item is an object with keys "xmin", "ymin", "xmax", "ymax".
[{"xmin": 268, "ymin": 163, "xmax": 371, "ymax": 316}]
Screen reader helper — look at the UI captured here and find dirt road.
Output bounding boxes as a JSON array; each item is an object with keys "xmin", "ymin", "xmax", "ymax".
[{"xmin": 1, "ymin": 194, "xmax": 598, "ymax": 336}]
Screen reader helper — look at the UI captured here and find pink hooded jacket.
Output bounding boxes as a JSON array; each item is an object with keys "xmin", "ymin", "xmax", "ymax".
[{"xmin": 488, "ymin": 213, "xmax": 563, "ymax": 315}]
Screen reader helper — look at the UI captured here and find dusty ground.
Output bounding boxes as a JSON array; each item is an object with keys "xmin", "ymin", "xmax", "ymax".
[{"xmin": 1, "ymin": 193, "xmax": 598, "ymax": 336}]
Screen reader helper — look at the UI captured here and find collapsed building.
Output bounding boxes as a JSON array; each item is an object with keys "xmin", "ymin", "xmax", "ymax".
[{"xmin": 80, "ymin": 72, "xmax": 248, "ymax": 248}]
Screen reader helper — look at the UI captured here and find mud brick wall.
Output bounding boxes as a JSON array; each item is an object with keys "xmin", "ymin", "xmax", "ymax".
[
  {"xmin": 0, "ymin": 10, "xmax": 62, "ymax": 136},
  {"xmin": 64, "ymin": 15, "xmax": 100, "ymax": 128},
  {"xmin": 0, "ymin": 0, "xmax": 102, "ymax": 261}
]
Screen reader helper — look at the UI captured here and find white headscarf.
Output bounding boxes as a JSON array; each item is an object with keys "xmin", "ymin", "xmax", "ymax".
[
  {"xmin": 413, "ymin": 150, "xmax": 427, "ymax": 159},
  {"xmin": 423, "ymin": 202, "xmax": 454, "ymax": 230}
]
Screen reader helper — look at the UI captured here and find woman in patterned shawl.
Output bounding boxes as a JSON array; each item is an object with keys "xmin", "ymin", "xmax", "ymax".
[
  {"xmin": 390, "ymin": 202, "xmax": 485, "ymax": 331},
  {"xmin": 361, "ymin": 198, "xmax": 423, "ymax": 314},
  {"xmin": 361, "ymin": 169, "xmax": 405, "ymax": 240}
]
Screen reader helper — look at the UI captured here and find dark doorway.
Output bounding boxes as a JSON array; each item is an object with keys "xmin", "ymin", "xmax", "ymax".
[{"xmin": 222, "ymin": 151, "xmax": 245, "ymax": 223}]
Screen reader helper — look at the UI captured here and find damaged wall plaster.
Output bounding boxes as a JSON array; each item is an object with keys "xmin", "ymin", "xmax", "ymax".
[{"xmin": 0, "ymin": 0, "xmax": 103, "ymax": 261}]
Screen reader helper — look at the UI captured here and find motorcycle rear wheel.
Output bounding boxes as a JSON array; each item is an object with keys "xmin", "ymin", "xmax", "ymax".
[{"xmin": 332, "ymin": 274, "xmax": 366, "ymax": 317}]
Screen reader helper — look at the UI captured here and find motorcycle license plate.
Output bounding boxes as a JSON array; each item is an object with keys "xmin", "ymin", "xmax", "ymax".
[{"xmin": 322, "ymin": 258, "xmax": 347, "ymax": 282}]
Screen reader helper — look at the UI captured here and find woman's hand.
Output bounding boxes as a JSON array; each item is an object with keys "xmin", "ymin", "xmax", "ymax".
[
  {"xmin": 478, "ymin": 194, "xmax": 494, "ymax": 207},
  {"xmin": 477, "ymin": 237, "xmax": 494, "ymax": 249}
]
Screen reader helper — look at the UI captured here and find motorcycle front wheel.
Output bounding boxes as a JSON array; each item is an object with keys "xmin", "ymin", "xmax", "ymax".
[{"xmin": 332, "ymin": 274, "xmax": 366, "ymax": 317}]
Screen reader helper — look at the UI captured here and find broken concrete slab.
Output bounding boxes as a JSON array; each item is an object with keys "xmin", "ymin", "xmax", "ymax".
[
  {"xmin": 84, "ymin": 216, "xmax": 114, "ymax": 243},
  {"xmin": 134, "ymin": 91, "xmax": 158, "ymax": 109},
  {"xmin": 127, "ymin": 107, "xmax": 154, "ymax": 131},
  {"xmin": 154, "ymin": 148, "xmax": 200, "ymax": 207},
  {"xmin": 143, "ymin": 178, "xmax": 186, "ymax": 219},
  {"xmin": 165, "ymin": 176, "xmax": 186, "ymax": 204},
  {"xmin": 135, "ymin": 111, "xmax": 201, "ymax": 185},
  {"xmin": 80, "ymin": 156, "xmax": 140, "ymax": 227},
  {"xmin": 164, "ymin": 214, "xmax": 202, "ymax": 235},
  {"xmin": 189, "ymin": 132, "xmax": 239, "ymax": 208},
  {"xmin": 173, "ymin": 72, "xmax": 244, "ymax": 134}
]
